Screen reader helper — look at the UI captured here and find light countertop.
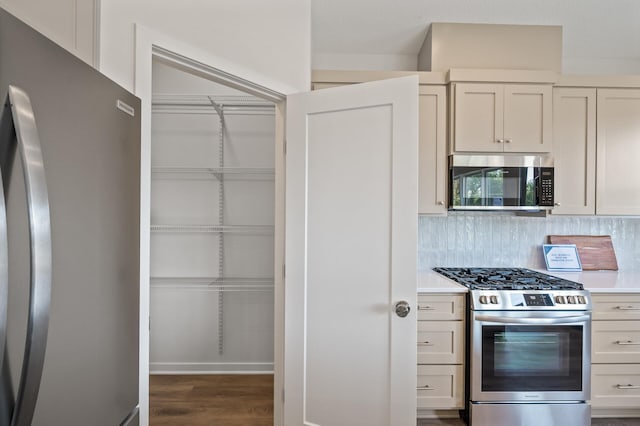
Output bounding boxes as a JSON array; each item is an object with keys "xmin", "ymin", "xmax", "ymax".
[
  {"xmin": 418, "ymin": 268, "xmax": 640, "ymax": 294},
  {"xmin": 541, "ymin": 270, "xmax": 640, "ymax": 293},
  {"xmin": 417, "ymin": 269, "xmax": 467, "ymax": 293}
]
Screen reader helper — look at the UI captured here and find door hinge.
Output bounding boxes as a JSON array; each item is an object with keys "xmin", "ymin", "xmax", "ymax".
[
  {"xmin": 282, "ymin": 388, "xmax": 285, "ymax": 403},
  {"xmin": 282, "ymin": 264, "xmax": 286, "ymax": 279},
  {"xmin": 283, "ymin": 139, "xmax": 287, "ymax": 155}
]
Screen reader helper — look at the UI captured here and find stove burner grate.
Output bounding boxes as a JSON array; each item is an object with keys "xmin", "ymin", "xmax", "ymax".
[{"xmin": 433, "ymin": 267, "xmax": 584, "ymax": 291}]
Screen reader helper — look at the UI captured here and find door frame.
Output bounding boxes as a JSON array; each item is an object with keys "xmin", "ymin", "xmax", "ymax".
[{"xmin": 134, "ymin": 25, "xmax": 287, "ymax": 426}]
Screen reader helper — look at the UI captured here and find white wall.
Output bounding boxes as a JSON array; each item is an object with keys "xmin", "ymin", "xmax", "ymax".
[{"xmin": 99, "ymin": 1, "xmax": 311, "ymax": 94}]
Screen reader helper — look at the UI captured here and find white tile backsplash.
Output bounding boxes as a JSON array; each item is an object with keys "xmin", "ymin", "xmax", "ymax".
[{"xmin": 418, "ymin": 212, "xmax": 640, "ymax": 271}]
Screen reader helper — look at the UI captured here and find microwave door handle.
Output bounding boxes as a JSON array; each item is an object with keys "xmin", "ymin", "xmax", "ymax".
[
  {"xmin": 2, "ymin": 86, "xmax": 52, "ymax": 426},
  {"xmin": 475, "ymin": 314, "xmax": 591, "ymax": 325}
]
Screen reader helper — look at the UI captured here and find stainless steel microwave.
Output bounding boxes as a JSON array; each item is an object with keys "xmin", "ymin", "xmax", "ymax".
[{"xmin": 449, "ymin": 155, "xmax": 554, "ymax": 210}]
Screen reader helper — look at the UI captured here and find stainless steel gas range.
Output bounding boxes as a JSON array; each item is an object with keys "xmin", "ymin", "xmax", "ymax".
[{"xmin": 433, "ymin": 267, "xmax": 592, "ymax": 426}]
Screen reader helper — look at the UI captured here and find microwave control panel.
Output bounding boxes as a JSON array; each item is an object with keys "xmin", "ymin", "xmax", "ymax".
[{"xmin": 538, "ymin": 167, "xmax": 554, "ymax": 206}]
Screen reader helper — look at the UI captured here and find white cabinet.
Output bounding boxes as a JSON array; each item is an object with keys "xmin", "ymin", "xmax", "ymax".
[
  {"xmin": 452, "ymin": 83, "xmax": 552, "ymax": 153},
  {"xmin": 591, "ymin": 293, "xmax": 640, "ymax": 410},
  {"xmin": 416, "ymin": 293, "xmax": 465, "ymax": 412},
  {"xmin": 418, "ymin": 85, "xmax": 447, "ymax": 214},
  {"xmin": 553, "ymin": 87, "xmax": 640, "ymax": 216},
  {"xmin": 596, "ymin": 89, "xmax": 640, "ymax": 215},
  {"xmin": 552, "ymin": 88, "xmax": 597, "ymax": 215}
]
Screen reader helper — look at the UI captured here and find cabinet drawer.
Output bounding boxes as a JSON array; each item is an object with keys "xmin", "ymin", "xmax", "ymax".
[
  {"xmin": 591, "ymin": 364, "xmax": 640, "ymax": 408},
  {"xmin": 592, "ymin": 294, "xmax": 640, "ymax": 320},
  {"xmin": 417, "ymin": 364, "xmax": 464, "ymax": 409},
  {"xmin": 417, "ymin": 321, "xmax": 464, "ymax": 364},
  {"xmin": 417, "ymin": 294, "xmax": 465, "ymax": 320},
  {"xmin": 592, "ymin": 321, "xmax": 640, "ymax": 363}
]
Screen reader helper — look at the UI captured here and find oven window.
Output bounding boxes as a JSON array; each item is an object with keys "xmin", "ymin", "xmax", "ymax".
[{"xmin": 482, "ymin": 325, "xmax": 583, "ymax": 392}]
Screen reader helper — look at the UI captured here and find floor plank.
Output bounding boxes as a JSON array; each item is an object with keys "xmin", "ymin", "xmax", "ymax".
[
  {"xmin": 149, "ymin": 374, "xmax": 274, "ymax": 426},
  {"xmin": 150, "ymin": 375, "xmax": 640, "ymax": 426}
]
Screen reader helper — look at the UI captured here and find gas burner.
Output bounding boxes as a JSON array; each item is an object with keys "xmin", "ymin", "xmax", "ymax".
[{"xmin": 433, "ymin": 267, "xmax": 584, "ymax": 291}]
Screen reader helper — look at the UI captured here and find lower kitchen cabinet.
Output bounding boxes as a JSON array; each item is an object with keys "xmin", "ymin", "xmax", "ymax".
[
  {"xmin": 591, "ymin": 364, "xmax": 640, "ymax": 408},
  {"xmin": 417, "ymin": 365, "xmax": 464, "ymax": 409},
  {"xmin": 416, "ymin": 293, "xmax": 465, "ymax": 413},
  {"xmin": 591, "ymin": 293, "xmax": 640, "ymax": 412}
]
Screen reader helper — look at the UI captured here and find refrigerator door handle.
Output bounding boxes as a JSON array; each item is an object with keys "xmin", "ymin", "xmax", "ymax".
[
  {"xmin": 0, "ymin": 85, "xmax": 52, "ymax": 426},
  {"xmin": 0, "ymin": 104, "xmax": 9, "ymax": 426}
]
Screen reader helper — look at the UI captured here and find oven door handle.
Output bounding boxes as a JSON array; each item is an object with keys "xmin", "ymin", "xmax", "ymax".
[{"xmin": 474, "ymin": 314, "xmax": 591, "ymax": 325}]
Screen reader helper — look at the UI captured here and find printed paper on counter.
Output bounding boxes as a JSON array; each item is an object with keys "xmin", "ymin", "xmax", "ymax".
[{"xmin": 543, "ymin": 244, "xmax": 582, "ymax": 272}]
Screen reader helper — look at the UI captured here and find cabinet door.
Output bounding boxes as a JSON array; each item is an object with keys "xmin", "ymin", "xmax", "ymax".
[
  {"xmin": 418, "ymin": 85, "xmax": 447, "ymax": 214},
  {"xmin": 417, "ymin": 365, "xmax": 464, "ymax": 409},
  {"xmin": 503, "ymin": 84, "xmax": 552, "ymax": 152},
  {"xmin": 417, "ymin": 321, "xmax": 464, "ymax": 364},
  {"xmin": 453, "ymin": 83, "xmax": 504, "ymax": 152},
  {"xmin": 592, "ymin": 364, "xmax": 640, "ymax": 408},
  {"xmin": 551, "ymin": 88, "xmax": 596, "ymax": 215},
  {"xmin": 592, "ymin": 320, "xmax": 640, "ymax": 364},
  {"xmin": 596, "ymin": 88, "xmax": 640, "ymax": 215}
]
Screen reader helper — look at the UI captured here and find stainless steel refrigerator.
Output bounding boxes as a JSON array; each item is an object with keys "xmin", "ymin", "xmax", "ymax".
[{"xmin": 0, "ymin": 8, "xmax": 140, "ymax": 426}]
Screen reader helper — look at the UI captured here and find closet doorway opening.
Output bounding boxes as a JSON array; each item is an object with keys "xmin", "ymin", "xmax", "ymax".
[{"xmin": 148, "ymin": 58, "xmax": 279, "ymax": 425}]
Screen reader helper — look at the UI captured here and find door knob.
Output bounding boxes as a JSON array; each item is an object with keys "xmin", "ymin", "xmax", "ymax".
[{"xmin": 395, "ymin": 301, "xmax": 411, "ymax": 318}]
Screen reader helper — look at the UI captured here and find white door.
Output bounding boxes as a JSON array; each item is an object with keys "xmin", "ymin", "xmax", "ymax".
[{"xmin": 284, "ymin": 76, "xmax": 419, "ymax": 425}]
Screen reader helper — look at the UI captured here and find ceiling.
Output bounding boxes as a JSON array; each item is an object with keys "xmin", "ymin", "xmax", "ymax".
[{"xmin": 311, "ymin": 0, "xmax": 640, "ymax": 73}]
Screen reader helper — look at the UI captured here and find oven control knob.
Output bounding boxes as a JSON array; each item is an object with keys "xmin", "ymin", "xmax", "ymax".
[
  {"xmin": 577, "ymin": 296, "xmax": 586, "ymax": 304},
  {"xmin": 490, "ymin": 295, "xmax": 499, "ymax": 304},
  {"xmin": 555, "ymin": 295, "xmax": 566, "ymax": 304},
  {"xmin": 479, "ymin": 295, "xmax": 488, "ymax": 304},
  {"xmin": 567, "ymin": 296, "xmax": 576, "ymax": 304}
]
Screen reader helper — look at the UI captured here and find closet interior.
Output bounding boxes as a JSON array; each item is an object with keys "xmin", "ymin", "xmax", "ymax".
[{"xmin": 149, "ymin": 60, "xmax": 275, "ymax": 375}]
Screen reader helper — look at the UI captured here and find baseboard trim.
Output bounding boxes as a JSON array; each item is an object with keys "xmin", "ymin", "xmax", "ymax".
[{"xmin": 150, "ymin": 362, "xmax": 274, "ymax": 374}]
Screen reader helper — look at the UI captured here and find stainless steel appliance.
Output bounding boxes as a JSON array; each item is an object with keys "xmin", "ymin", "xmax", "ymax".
[
  {"xmin": 434, "ymin": 268, "xmax": 591, "ymax": 426},
  {"xmin": 0, "ymin": 9, "xmax": 140, "ymax": 426},
  {"xmin": 449, "ymin": 154, "xmax": 554, "ymax": 210}
]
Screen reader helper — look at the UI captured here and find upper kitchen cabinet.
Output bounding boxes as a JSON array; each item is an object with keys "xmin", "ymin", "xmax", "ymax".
[
  {"xmin": 451, "ymin": 82, "xmax": 552, "ymax": 153},
  {"xmin": 552, "ymin": 87, "xmax": 597, "ymax": 215},
  {"xmin": 596, "ymin": 88, "xmax": 640, "ymax": 215}
]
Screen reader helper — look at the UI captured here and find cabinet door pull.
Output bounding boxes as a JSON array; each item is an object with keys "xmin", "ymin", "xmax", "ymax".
[
  {"xmin": 496, "ymin": 139, "xmax": 504, "ymax": 144},
  {"xmin": 417, "ymin": 385, "xmax": 434, "ymax": 390},
  {"xmin": 418, "ymin": 341, "xmax": 434, "ymax": 346},
  {"xmin": 418, "ymin": 305, "xmax": 436, "ymax": 311},
  {"xmin": 615, "ymin": 340, "xmax": 640, "ymax": 345},
  {"xmin": 504, "ymin": 139, "xmax": 512, "ymax": 144},
  {"xmin": 616, "ymin": 384, "xmax": 640, "ymax": 389},
  {"xmin": 614, "ymin": 305, "xmax": 640, "ymax": 311}
]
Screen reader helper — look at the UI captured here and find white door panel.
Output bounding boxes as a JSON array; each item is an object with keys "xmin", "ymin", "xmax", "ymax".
[{"xmin": 285, "ymin": 76, "xmax": 418, "ymax": 425}]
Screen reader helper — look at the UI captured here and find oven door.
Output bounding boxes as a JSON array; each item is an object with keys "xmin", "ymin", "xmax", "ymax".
[{"xmin": 471, "ymin": 310, "xmax": 591, "ymax": 402}]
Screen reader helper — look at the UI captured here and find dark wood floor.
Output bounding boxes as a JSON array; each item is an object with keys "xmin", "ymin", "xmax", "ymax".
[
  {"xmin": 150, "ymin": 374, "xmax": 640, "ymax": 425},
  {"xmin": 149, "ymin": 374, "xmax": 274, "ymax": 426},
  {"xmin": 417, "ymin": 416, "xmax": 640, "ymax": 425}
]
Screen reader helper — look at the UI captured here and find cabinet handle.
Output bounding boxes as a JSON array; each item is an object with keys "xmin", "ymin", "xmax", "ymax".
[
  {"xmin": 417, "ymin": 385, "xmax": 435, "ymax": 390},
  {"xmin": 616, "ymin": 384, "xmax": 640, "ymax": 389},
  {"xmin": 437, "ymin": 201, "xmax": 444, "ymax": 206},
  {"xmin": 554, "ymin": 202, "xmax": 561, "ymax": 207},
  {"xmin": 615, "ymin": 340, "xmax": 640, "ymax": 345},
  {"xmin": 496, "ymin": 139, "xmax": 504, "ymax": 144},
  {"xmin": 504, "ymin": 139, "xmax": 512, "ymax": 144},
  {"xmin": 418, "ymin": 305, "xmax": 436, "ymax": 311},
  {"xmin": 418, "ymin": 341, "xmax": 434, "ymax": 346},
  {"xmin": 614, "ymin": 305, "xmax": 640, "ymax": 311}
]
